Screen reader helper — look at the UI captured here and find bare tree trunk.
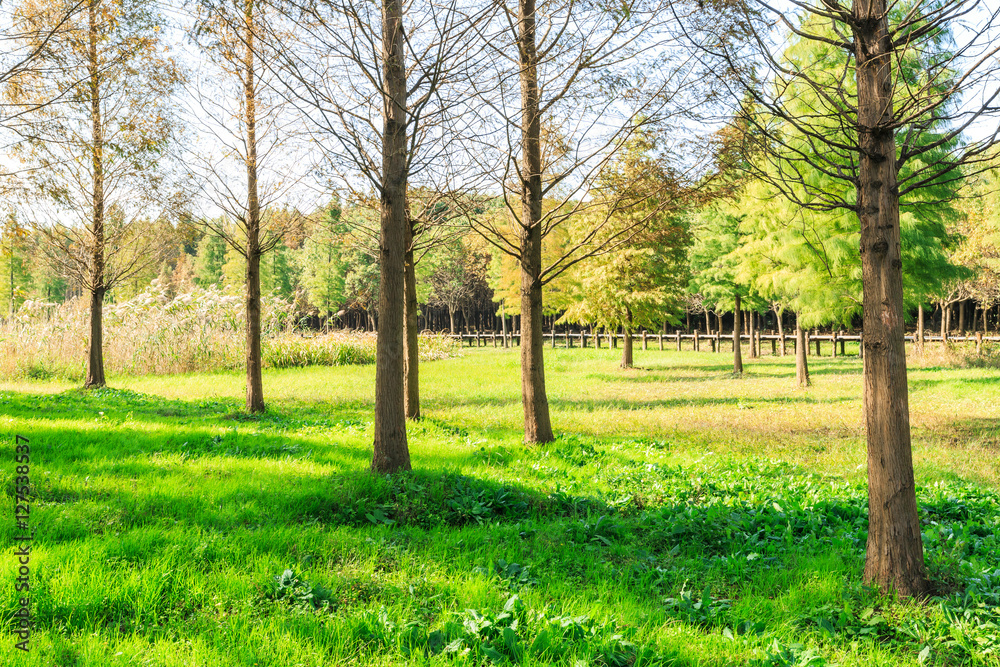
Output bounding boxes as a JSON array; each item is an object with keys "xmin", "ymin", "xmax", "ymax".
[
  {"xmin": 732, "ymin": 294, "xmax": 743, "ymax": 374},
  {"xmin": 500, "ymin": 300, "xmax": 508, "ymax": 348},
  {"xmin": 854, "ymin": 2, "xmax": 927, "ymax": 596},
  {"xmin": 403, "ymin": 213, "xmax": 419, "ymax": 420},
  {"xmin": 775, "ymin": 305, "xmax": 785, "ymax": 356},
  {"xmin": 958, "ymin": 300, "xmax": 965, "ymax": 335},
  {"xmin": 86, "ymin": 287, "xmax": 106, "ymax": 387},
  {"xmin": 517, "ymin": 0, "xmax": 553, "ymax": 444},
  {"xmin": 917, "ymin": 304, "xmax": 924, "ymax": 355},
  {"xmin": 939, "ymin": 302, "xmax": 946, "ymax": 347},
  {"xmin": 84, "ymin": 0, "xmax": 106, "ymax": 389},
  {"xmin": 371, "ymin": 0, "xmax": 410, "ymax": 472},
  {"xmin": 747, "ymin": 308, "xmax": 757, "ymax": 359},
  {"xmin": 243, "ymin": 0, "xmax": 264, "ymax": 413},
  {"xmin": 448, "ymin": 306, "xmax": 456, "ymax": 334},
  {"xmin": 621, "ymin": 308, "xmax": 634, "ymax": 368},
  {"xmin": 795, "ymin": 315, "xmax": 809, "ymax": 387}
]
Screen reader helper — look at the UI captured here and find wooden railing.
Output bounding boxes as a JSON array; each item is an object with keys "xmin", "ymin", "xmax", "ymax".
[{"xmin": 446, "ymin": 330, "xmax": 999, "ymax": 356}]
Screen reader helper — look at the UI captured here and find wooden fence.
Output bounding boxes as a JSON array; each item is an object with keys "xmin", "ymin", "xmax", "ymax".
[{"xmin": 447, "ymin": 330, "xmax": 1000, "ymax": 357}]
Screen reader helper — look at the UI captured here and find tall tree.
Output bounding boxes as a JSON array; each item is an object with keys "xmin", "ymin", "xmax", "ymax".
[
  {"xmin": 472, "ymin": 0, "xmax": 729, "ymax": 442},
  {"xmin": 276, "ymin": 0, "xmax": 491, "ymax": 470},
  {"xmin": 187, "ymin": 0, "xmax": 310, "ymax": 412},
  {"xmin": 691, "ymin": 0, "xmax": 1000, "ymax": 595},
  {"xmin": 7, "ymin": 0, "xmax": 180, "ymax": 387}
]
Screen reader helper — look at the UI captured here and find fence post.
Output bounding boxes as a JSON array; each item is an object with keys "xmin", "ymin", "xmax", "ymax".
[
  {"xmin": 676, "ymin": 330, "xmax": 681, "ymax": 351},
  {"xmin": 550, "ymin": 330, "xmax": 555, "ymax": 348},
  {"xmin": 771, "ymin": 334, "xmax": 776, "ymax": 356},
  {"xmin": 814, "ymin": 331, "xmax": 821, "ymax": 356},
  {"xmin": 642, "ymin": 331, "xmax": 647, "ymax": 350},
  {"xmin": 832, "ymin": 330, "xmax": 838, "ymax": 358},
  {"xmin": 694, "ymin": 330, "xmax": 700, "ymax": 352},
  {"xmin": 658, "ymin": 334, "xmax": 664, "ymax": 351},
  {"xmin": 977, "ymin": 331, "xmax": 983, "ymax": 355}
]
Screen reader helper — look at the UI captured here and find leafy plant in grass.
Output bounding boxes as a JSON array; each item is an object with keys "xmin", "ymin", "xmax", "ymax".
[
  {"xmin": 269, "ymin": 569, "xmax": 335, "ymax": 611},
  {"xmin": 662, "ymin": 584, "xmax": 731, "ymax": 628},
  {"xmin": 474, "ymin": 559, "xmax": 538, "ymax": 591}
]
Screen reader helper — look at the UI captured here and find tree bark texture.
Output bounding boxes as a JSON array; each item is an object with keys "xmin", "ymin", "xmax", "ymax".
[
  {"xmin": 795, "ymin": 316, "xmax": 809, "ymax": 387},
  {"xmin": 621, "ymin": 308, "xmax": 634, "ymax": 368},
  {"xmin": 371, "ymin": 0, "xmax": 411, "ymax": 472},
  {"xmin": 85, "ymin": 0, "xmax": 106, "ymax": 389},
  {"xmin": 517, "ymin": 0, "xmax": 553, "ymax": 444},
  {"xmin": 748, "ymin": 309, "xmax": 757, "ymax": 359},
  {"xmin": 244, "ymin": 1, "xmax": 265, "ymax": 414},
  {"xmin": 853, "ymin": 0, "xmax": 928, "ymax": 597},
  {"xmin": 917, "ymin": 304, "xmax": 924, "ymax": 354}
]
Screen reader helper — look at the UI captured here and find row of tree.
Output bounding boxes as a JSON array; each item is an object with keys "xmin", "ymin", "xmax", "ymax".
[{"xmin": 3, "ymin": 0, "xmax": 1000, "ymax": 597}]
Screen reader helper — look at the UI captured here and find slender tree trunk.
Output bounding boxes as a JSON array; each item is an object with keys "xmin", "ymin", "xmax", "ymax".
[
  {"xmin": 732, "ymin": 294, "xmax": 743, "ymax": 374},
  {"xmin": 448, "ymin": 306, "xmax": 456, "ymax": 334},
  {"xmin": 243, "ymin": 1, "xmax": 265, "ymax": 413},
  {"xmin": 403, "ymin": 211, "xmax": 419, "ymax": 420},
  {"xmin": 517, "ymin": 0, "xmax": 553, "ymax": 444},
  {"xmin": 748, "ymin": 308, "xmax": 757, "ymax": 359},
  {"xmin": 371, "ymin": 0, "xmax": 410, "ymax": 472},
  {"xmin": 958, "ymin": 300, "xmax": 965, "ymax": 335},
  {"xmin": 84, "ymin": 0, "xmax": 106, "ymax": 389},
  {"xmin": 854, "ymin": 2, "xmax": 927, "ymax": 596},
  {"xmin": 939, "ymin": 302, "xmax": 946, "ymax": 346},
  {"xmin": 501, "ymin": 301, "xmax": 508, "ymax": 348},
  {"xmin": 776, "ymin": 305, "xmax": 785, "ymax": 356},
  {"xmin": 621, "ymin": 308, "xmax": 634, "ymax": 368},
  {"xmin": 917, "ymin": 304, "xmax": 924, "ymax": 354},
  {"xmin": 795, "ymin": 315, "xmax": 809, "ymax": 387}
]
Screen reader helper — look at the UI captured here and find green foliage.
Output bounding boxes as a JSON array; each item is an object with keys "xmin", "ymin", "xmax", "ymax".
[
  {"xmin": 193, "ymin": 232, "xmax": 227, "ymax": 287},
  {"xmin": 299, "ymin": 202, "xmax": 346, "ymax": 317},
  {"xmin": 688, "ymin": 205, "xmax": 767, "ymax": 314}
]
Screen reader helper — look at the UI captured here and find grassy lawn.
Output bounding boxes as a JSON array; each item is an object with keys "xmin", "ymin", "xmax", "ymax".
[{"xmin": 2, "ymin": 346, "xmax": 1000, "ymax": 666}]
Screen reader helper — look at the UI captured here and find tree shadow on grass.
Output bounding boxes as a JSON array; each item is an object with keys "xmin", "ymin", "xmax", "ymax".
[{"xmin": 12, "ymin": 416, "xmax": 995, "ymax": 665}]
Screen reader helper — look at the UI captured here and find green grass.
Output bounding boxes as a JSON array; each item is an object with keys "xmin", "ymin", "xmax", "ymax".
[{"xmin": 2, "ymin": 346, "xmax": 1000, "ymax": 666}]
